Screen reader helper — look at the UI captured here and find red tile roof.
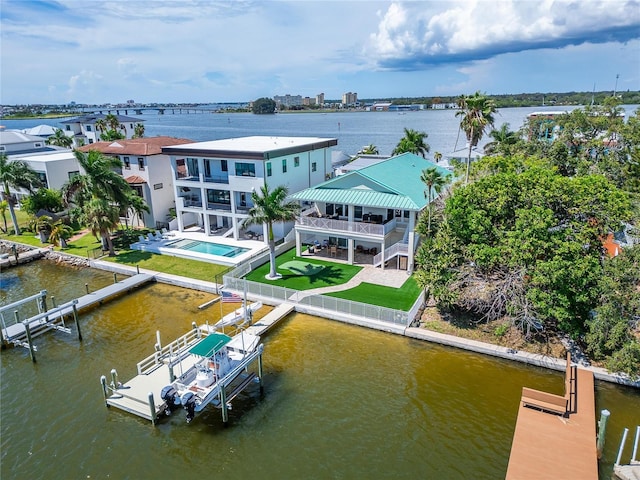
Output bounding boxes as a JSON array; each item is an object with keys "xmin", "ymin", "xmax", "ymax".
[
  {"xmin": 125, "ymin": 175, "xmax": 147, "ymax": 184},
  {"xmin": 77, "ymin": 136, "xmax": 193, "ymax": 156}
]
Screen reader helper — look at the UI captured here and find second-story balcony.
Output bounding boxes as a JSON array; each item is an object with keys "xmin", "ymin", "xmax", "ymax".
[
  {"xmin": 177, "ymin": 196, "xmax": 202, "ymax": 209},
  {"xmin": 297, "ymin": 216, "xmax": 397, "ymax": 237},
  {"xmin": 206, "ymin": 202, "xmax": 232, "ymax": 212}
]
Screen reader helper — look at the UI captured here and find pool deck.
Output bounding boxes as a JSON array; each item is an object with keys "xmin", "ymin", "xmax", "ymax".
[{"xmin": 132, "ymin": 231, "xmax": 267, "ymax": 266}]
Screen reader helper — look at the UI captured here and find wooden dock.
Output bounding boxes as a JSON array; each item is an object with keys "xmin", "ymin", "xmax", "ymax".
[
  {"xmin": 506, "ymin": 355, "xmax": 597, "ymax": 480},
  {"xmin": 0, "ymin": 247, "xmax": 48, "ymax": 270},
  {"xmin": 244, "ymin": 302, "xmax": 295, "ymax": 336},
  {"xmin": 1, "ymin": 274, "xmax": 154, "ymax": 348}
]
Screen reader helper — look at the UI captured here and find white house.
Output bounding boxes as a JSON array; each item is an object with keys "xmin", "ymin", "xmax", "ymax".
[
  {"xmin": 0, "ymin": 131, "xmax": 52, "ymax": 156},
  {"xmin": 162, "ymin": 136, "xmax": 338, "ymax": 241},
  {"xmin": 59, "ymin": 113, "xmax": 144, "ymax": 146},
  {"xmin": 77, "ymin": 136, "xmax": 193, "ymax": 229}
]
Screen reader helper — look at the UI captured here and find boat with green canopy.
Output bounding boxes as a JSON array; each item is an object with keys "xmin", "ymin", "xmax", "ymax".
[{"xmin": 160, "ymin": 331, "xmax": 263, "ymax": 423}]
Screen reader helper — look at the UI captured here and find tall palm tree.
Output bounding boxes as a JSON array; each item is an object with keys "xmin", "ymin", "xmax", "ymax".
[
  {"xmin": 133, "ymin": 123, "xmax": 145, "ymax": 139},
  {"xmin": 95, "ymin": 118, "xmax": 107, "ymax": 137},
  {"xmin": 48, "ymin": 219, "xmax": 73, "ymax": 248},
  {"xmin": 0, "ymin": 199, "xmax": 8, "ymax": 233},
  {"xmin": 456, "ymin": 91, "xmax": 497, "ymax": 184},
  {"xmin": 82, "ymin": 197, "xmax": 120, "ymax": 256},
  {"xmin": 243, "ymin": 184, "xmax": 299, "ymax": 280},
  {"xmin": 125, "ymin": 193, "xmax": 150, "ymax": 227},
  {"xmin": 420, "ymin": 167, "xmax": 449, "ymax": 233},
  {"xmin": 433, "ymin": 151, "xmax": 442, "ymax": 163},
  {"xmin": 46, "ymin": 129, "xmax": 74, "ymax": 148},
  {"xmin": 0, "ymin": 154, "xmax": 42, "ymax": 235},
  {"xmin": 392, "ymin": 128, "xmax": 430, "ymax": 157}
]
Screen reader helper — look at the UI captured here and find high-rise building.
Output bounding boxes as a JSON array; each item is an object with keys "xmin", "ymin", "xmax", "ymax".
[
  {"xmin": 342, "ymin": 92, "xmax": 358, "ymax": 107},
  {"xmin": 316, "ymin": 93, "xmax": 325, "ymax": 106}
]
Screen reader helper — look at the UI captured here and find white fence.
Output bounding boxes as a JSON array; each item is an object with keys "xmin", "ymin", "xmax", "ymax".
[{"xmin": 222, "ymin": 272, "xmax": 423, "ymax": 328}]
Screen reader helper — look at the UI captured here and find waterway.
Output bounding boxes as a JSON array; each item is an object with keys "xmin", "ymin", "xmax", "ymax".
[
  {"xmin": 3, "ymin": 105, "xmax": 638, "ymax": 159},
  {"xmin": 1, "ymin": 261, "xmax": 638, "ymax": 479}
]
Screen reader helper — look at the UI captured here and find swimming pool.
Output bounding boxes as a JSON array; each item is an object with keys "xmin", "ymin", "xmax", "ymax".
[{"xmin": 165, "ymin": 239, "xmax": 250, "ymax": 258}]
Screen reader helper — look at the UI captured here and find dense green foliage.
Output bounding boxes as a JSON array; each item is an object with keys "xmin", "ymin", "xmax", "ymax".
[
  {"xmin": 415, "ymin": 101, "xmax": 640, "ymax": 378},
  {"xmin": 21, "ymin": 188, "xmax": 64, "ymax": 215},
  {"xmin": 252, "ymin": 97, "xmax": 276, "ymax": 114}
]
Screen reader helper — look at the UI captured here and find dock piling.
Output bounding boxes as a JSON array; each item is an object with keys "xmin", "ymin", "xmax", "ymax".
[
  {"xmin": 85, "ymin": 283, "xmax": 89, "ymax": 294},
  {"xmin": 111, "ymin": 369, "xmax": 119, "ymax": 389},
  {"xmin": 51, "ymin": 296, "xmax": 57, "ymax": 308},
  {"xmin": 633, "ymin": 426, "xmax": 639, "ymax": 462},
  {"xmin": 597, "ymin": 409, "xmax": 610, "ymax": 458},
  {"xmin": 616, "ymin": 428, "xmax": 630, "ymax": 466},
  {"xmin": 113, "ymin": 273, "xmax": 118, "ymax": 284},
  {"xmin": 23, "ymin": 316, "xmax": 36, "ymax": 363},
  {"xmin": 148, "ymin": 392, "xmax": 156, "ymax": 426},
  {"xmin": 220, "ymin": 385, "xmax": 228, "ymax": 425},
  {"xmin": 258, "ymin": 353, "xmax": 264, "ymax": 394},
  {"xmin": 100, "ymin": 376, "xmax": 109, "ymax": 405},
  {"xmin": 73, "ymin": 303, "xmax": 82, "ymax": 341}
]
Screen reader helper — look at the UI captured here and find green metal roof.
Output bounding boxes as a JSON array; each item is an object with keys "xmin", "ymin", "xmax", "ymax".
[
  {"xmin": 189, "ymin": 333, "xmax": 232, "ymax": 357},
  {"xmin": 290, "ymin": 153, "xmax": 453, "ymax": 211},
  {"xmin": 290, "ymin": 187, "xmax": 420, "ymax": 210}
]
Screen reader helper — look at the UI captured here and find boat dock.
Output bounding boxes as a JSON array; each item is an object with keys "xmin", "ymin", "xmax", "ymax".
[
  {"xmin": 101, "ymin": 325, "xmax": 264, "ymax": 425},
  {"xmin": 0, "ymin": 247, "xmax": 49, "ymax": 269},
  {"xmin": 1, "ymin": 273, "xmax": 154, "ymax": 359},
  {"xmin": 244, "ymin": 302, "xmax": 295, "ymax": 336},
  {"xmin": 506, "ymin": 353, "xmax": 597, "ymax": 480}
]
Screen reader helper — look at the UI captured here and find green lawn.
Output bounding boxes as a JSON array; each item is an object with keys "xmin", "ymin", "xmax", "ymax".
[
  {"xmin": 245, "ymin": 248, "xmax": 362, "ymax": 290},
  {"xmin": 324, "ymin": 276, "xmax": 422, "ymax": 311},
  {"xmin": 103, "ymin": 249, "xmax": 231, "ymax": 283},
  {"xmin": 1, "ymin": 229, "xmax": 102, "ymax": 254}
]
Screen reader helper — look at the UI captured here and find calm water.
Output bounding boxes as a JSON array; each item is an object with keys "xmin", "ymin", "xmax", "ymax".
[
  {"xmin": 1, "ymin": 261, "xmax": 638, "ymax": 479},
  {"xmin": 4, "ymin": 105, "xmax": 637, "ymax": 158}
]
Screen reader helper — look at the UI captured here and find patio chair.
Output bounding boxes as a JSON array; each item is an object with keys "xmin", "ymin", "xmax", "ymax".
[
  {"xmin": 147, "ymin": 233, "xmax": 156, "ymax": 242},
  {"xmin": 369, "ymin": 247, "xmax": 377, "ymax": 256},
  {"xmin": 154, "ymin": 231, "xmax": 163, "ymax": 241},
  {"xmin": 330, "ymin": 245, "xmax": 338, "ymax": 257},
  {"xmin": 139, "ymin": 235, "xmax": 148, "ymax": 244}
]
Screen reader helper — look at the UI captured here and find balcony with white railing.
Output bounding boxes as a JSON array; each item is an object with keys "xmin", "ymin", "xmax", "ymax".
[
  {"xmin": 177, "ymin": 196, "xmax": 203, "ymax": 209},
  {"xmin": 297, "ymin": 216, "xmax": 397, "ymax": 237}
]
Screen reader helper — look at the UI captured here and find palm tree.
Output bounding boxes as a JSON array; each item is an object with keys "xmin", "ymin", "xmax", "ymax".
[
  {"xmin": 359, "ymin": 144, "xmax": 379, "ymax": 155},
  {"xmin": 125, "ymin": 193, "xmax": 150, "ymax": 228},
  {"xmin": 46, "ymin": 129, "xmax": 74, "ymax": 148},
  {"xmin": 420, "ymin": 167, "xmax": 449, "ymax": 233},
  {"xmin": 243, "ymin": 184, "xmax": 299, "ymax": 280},
  {"xmin": 48, "ymin": 220, "xmax": 73, "ymax": 248},
  {"xmin": 63, "ymin": 150, "xmax": 132, "ymax": 209},
  {"xmin": 484, "ymin": 123, "xmax": 519, "ymax": 156},
  {"xmin": 433, "ymin": 151, "xmax": 442, "ymax": 163},
  {"xmin": 392, "ymin": 128, "xmax": 430, "ymax": 157},
  {"xmin": 82, "ymin": 197, "xmax": 120, "ymax": 256},
  {"xmin": 456, "ymin": 91, "xmax": 497, "ymax": 184},
  {"xmin": 0, "ymin": 199, "xmax": 8, "ymax": 233},
  {"xmin": 0, "ymin": 154, "xmax": 42, "ymax": 235},
  {"xmin": 95, "ymin": 118, "xmax": 107, "ymax": 137},
  {"xmin": 133, "ymin": 123, "xmax": 145, "ymax": 139},
  {"xmin": 28, "ymin": 214, "xmax": 53, "ymax": 243}
]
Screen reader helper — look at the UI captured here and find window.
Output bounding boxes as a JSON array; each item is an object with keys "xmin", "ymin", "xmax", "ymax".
[
  {"xmin": 235, "ymin": 162, "xmax": 256, "ymax": 177},
  {"xmin": 294, "ymin": 156, "xmax": 300, "ymax": 167},
  {"xmin": 86, "ymin": 125, "xmax": 92, "ymax": 132},
  {"xmin": 311, "ymin": 162, "xmax": 317, "ymax": 172},
  {"xmin": 88, "ymin": 139, "xmax": 94, "ymax": 144},
  {"xmin": 0, "ymin": 146, "xmax": 5, "ymax": 152},
  {"xmin": 266, "ymin": 162, "xmax": 272, "ymax": 177},
  {"xmin": 34, "ymin": 143, "xmax": 42, "ymax": 148},
  {"xmin": 138, "ymin": 157, "xmax": 145, "ymax": 170},
  {"xmin": 282, "ymin": 159, "xmax": 287, "ymax": 173},
  {"xmin": 132, "ymin": 185, "xmax": 143, "ymax": 197},
  {"xmin": 123, "ymin": 156, "xmax": 130, "ymax": 169},
  {"xmin": 221, "ymin": 160, "xmax": 228, "ymax": 172},
  {"xmin": 207, "ymin": 189, "xmax": 230, "ymax": 204},
  {"xmin": 354, "ymin": 206, "xmax": 363, "ymax": 219},
  {"xmin": 68, "ymin": 171, "xmax": 80, "ymax": 180},
  {"xmin": 65, "ymin": 125, "xmax": 71, "ymax": 131},
  {"xmin": 36, "ymin": 172, "xmax": 48, "ymax": 188}
]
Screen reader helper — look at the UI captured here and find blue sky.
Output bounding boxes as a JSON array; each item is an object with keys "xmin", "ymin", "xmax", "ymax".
[{"xmin": 1, "ymin": 0, "xmax": 639, "ymax": 104}]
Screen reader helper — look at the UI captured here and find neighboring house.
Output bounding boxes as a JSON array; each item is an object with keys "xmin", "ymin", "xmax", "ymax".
[
  {"xmin": 289, "ymin": 153, "xmax": 452, "ymax": 272},
  {"xmin": 77, "ymin": 136, "xmax": 193, "ymax": 229},
  {"xmin": 21, "ymin": 125, "xmax": 58, "ymax": 138},
  {"xmin": 4, "ymin": 150, "xmax": 80, "ymax": 202},
  {"xmin": 60, "ymin": 114, "xmax": 144, "ymax": 146},
  {"xmin": 162, "ymin": 136, "xmax": 338, "ymax": 240},
  {"xmin": 334, "ymin": 154, "xmax": 389, "ymax": 176},
  {"xmin": 0, "ymin": 130, "xmax": 56, "ymax": 155},
  {"xmin": 0, "ymin": 130, "xmax": 78, "ymax": 202}
]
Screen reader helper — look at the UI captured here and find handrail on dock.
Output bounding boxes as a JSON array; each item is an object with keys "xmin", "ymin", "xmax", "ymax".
[{"xmin": 136, "ymin": 326, "xmax": 205, "ymax": 375}]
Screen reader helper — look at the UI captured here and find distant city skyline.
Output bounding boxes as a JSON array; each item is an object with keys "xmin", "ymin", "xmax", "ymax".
[{"xmin": 1, "ymin": 1, "xmax": 639, "ymax": 105}]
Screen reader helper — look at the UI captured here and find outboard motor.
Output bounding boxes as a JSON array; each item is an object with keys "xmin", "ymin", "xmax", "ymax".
[
  {"xmin": 160, "ymin": 385, "xmax": 180, "ymax": 415},
  {"xmin": 181, "ymin": 392, "xmax": 197, "ymax": 423}
]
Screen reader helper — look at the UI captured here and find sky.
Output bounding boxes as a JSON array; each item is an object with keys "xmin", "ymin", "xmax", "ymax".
[{"xmin": 1, "ymin": 0, "xmax": 639, "ymax": 105}]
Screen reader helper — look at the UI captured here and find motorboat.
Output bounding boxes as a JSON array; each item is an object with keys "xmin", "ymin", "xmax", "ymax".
[{"xmin": 160, "ymin": 331, "xmax": 263, "ymax": 423}]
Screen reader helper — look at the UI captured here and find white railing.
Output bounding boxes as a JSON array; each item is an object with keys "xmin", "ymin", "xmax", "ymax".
[
  {"xmin": 136, "ymin": 327, "xmax": 205, "ymax": 375},
  {"xmin": 222, "ymin": 275, "xmax": 415, "ymax": 327},
  {"xmin": 298, "ymin": 216, "xmax": 397, "ymax": 236}
]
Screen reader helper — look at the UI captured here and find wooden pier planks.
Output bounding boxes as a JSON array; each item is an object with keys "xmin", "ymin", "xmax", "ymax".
[
  {"xmin": 244, "ymin": 302, "xmax": 294, "ymax": 336},
  {"xmin": 506, "ymin": 367, "xmax": 597, "ymax": 480}
]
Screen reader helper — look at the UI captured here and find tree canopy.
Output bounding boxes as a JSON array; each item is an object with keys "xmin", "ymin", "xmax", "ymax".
[{"xmin": 252, "ymin": 97, "xmax": 276, "ymax": 114}]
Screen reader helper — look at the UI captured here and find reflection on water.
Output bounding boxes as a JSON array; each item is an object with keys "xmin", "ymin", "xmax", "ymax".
[{"xmin": 1, "ymin": 261, "xmax": 638, "ymax": 479}]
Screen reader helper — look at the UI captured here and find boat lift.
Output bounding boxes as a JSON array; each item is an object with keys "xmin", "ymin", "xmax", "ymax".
[{"xmin": 0, "ymin": 290, "xmax": 81, "ymax": 362}]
